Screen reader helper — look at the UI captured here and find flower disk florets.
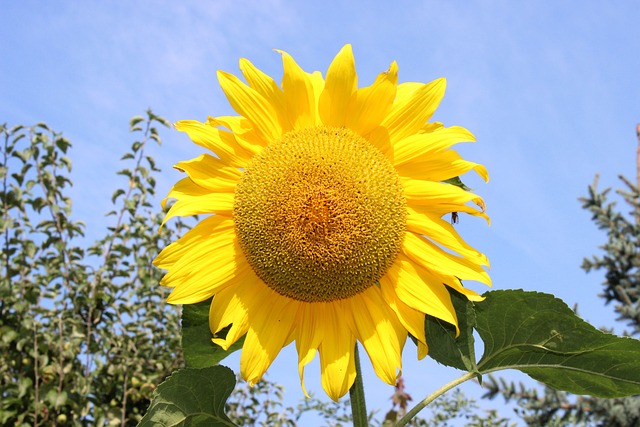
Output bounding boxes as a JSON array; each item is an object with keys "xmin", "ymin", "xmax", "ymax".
[{"xmin": 233, "ymin": 126, "xmax": 407, "ymax": 302}]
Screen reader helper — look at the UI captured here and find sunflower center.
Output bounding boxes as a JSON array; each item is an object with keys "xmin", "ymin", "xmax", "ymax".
[{"xmin": 233, "ymin": 126, "xmax": 406, "ymax": 302}]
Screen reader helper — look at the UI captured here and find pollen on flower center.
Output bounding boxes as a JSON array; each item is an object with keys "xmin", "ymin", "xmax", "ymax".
[{"xmin": 233, "ymin": 126, "xmax": 407, "ymax": 302}]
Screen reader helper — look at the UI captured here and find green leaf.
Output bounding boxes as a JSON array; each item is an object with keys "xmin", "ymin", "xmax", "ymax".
[
  {"xmin": 111, "ymin": 189, "xmax": 125, "ymax": 204},
  {"xmin": 60, "ymin": 156, "xmax": 72, "ymax": 170},
  {"xmin": 45, "ymin": 389, "xmax": 68, "ymax": 408},
  {"xmin": 475, "ymin": 290, "xmax": 640, "ymax": 398},
  {"xmin": 442, "ymin": 176, "xmax": 471, "ymax": 191},
  {"xmin": 55, "ymin": 137, "xmax": 71, "ymax": 154},
  {"xmin": 425, "ymin": 288, "xmax": 478, "ymax": 373},
  {"xmin": 138, "ymin": 366, "xmax": 237, "ymax": 427},
  {"xmin": 130, "ymin": 115, "xmax": 145, "ymax": 130},
  {"xmin": 36, "ymin": 122, "xmax": 51, "ymax": 131},
  {"xmin": 182, "ymin": 298, "xmax": 245, "ymax": 368},
  {"xmin": 1, "ymin": 326, "xmax": 19, "ymax": 344},
  {"xmin": 18, "ymin": 376, "xmax": 33, "ymax": 398},
  {"xmin": 13, "ymin": 148, "xmax": 32, "ymax": 163}
]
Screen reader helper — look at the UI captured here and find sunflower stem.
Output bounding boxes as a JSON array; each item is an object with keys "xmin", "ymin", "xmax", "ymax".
[
  {"xmin": 394, "ymin": 371, "xmax": 477, "ymax": 427},
  {"xmin": 349, "ymin": 344, "xmax": 368, "ymax": 427}
]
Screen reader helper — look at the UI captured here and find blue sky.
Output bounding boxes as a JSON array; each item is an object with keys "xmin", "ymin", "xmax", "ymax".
[{"xmin": 2, "ymin": 1, "xmax": 639, "ymax": 424}]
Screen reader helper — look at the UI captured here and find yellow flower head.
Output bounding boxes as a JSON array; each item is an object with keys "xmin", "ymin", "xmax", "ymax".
[{"xmin": 155, "ymin": 45, "xmax": 490, "ymax": 401}]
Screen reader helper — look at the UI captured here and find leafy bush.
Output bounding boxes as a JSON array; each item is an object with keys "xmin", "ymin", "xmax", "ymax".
[{"xmin": 0, "ymin": 112, "xmax": 185, "ymax": 426}]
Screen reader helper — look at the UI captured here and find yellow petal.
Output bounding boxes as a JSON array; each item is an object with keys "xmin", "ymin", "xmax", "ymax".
[
  {"xmin": 445, "ymin": 276, "xmax": 486, "ymax": 302},
  {"xmin": 154, "ymin": 214, "xmax": 232, "ymax": 270},
  {"xmin": 419, "ymin": 121, "xmax": 444, "ymax": 134},
  {"xmin": 162, "ymin": 225, "xmax": 236, "ymax": 287},
  {"xmin": 403, "ymin": 179, "xmax": 485, "ymax": 209},
  {"xmin": 412, "ymin": 202, "xmax": 490, "ymax": 225},
  {"xmin": 161, "ymin": 178, "xmax": 234, "ymax": 226},
  {"xmin": 163, "ymin": 224, "xmax": 246, "ymax": 304},
  {"xmin": 318, "ymin": 303, "xmax": 357, "ymax": 401},
  {"xmin": 379, "ymin": 273, "xmax": 427, "ymax": 345},
  {"xmin": 174, "ymin": 120, "xmax": 251, "ymax": 167},
  {"xmin": 296, "ymin": 303, "xmax": 325, "ymax": 397},
  {"xmin": 277, "ymin": 49, "xmax": 318, "ymax": 129},
  {"xmin": 207, "ymin": 115, "xmax": 266, "ymax": 156},
  {"xmin": 217, "ymin": 70, "xmax": 282, "ymax": 143},
  {"xmin": 417, "ymin": 341, "xmax": 429, "ymax": 360},
  {"xmin": 319, "ymin": 44, "xmax": 357, "ymax": 127},
  {"xmin": 161, "ymin": 177, "xmax": 206, "ymax": 209},
  {"xmin": 407, "ymin": 207, "xmax": 489, "ymax": 266},
  {"xmin": 308, "ymin": 71, "xmax": 325, "ymax": 125},
  {"xmin": 388, "ymin": 126, "xmax": 476, "ymax": 166},
  {"xmin": 403, "ymin": 232, "xmax": 492, "ymax": 286},
  {"xmin": 173, "ymin": 154, "xmax": 241, "ymax": 193},
  {"xmin": 241, "ymin": 287, "xmax": 299, "ymax": 385},
  {"xmin": 366, "ymin": 125, "xmax": 393, "ymax": 152},
  {"xmin": 166, "ymin": 259, "xmax": 240, "ymax": 304},
  {"xmin": 239, "ymin": 58, "xmax": 291, "ymax": 132},
  {"xmin": 397, "ymin": 249, "xmax": 486, "ymax": 301},
  {"xmin": 396, "ymin": 82, "xmax": 424, "ymax": 102},
  {"xmin": 209, "ymin": 279, "xmax": 255, "ymax": 350},
  {"xmin": 385, "ymin": 255, "xmax": 459, "ymax": 333},
  {"xmin": 382, "ymin": 78, "xmax": 446, "ymax": 144},
  {"xmin": 346, "ymin": 61, "xmax": 398, "ymax": 135},
  {"xmin": 344, "ymin": 288, "xmax": 405, "ymax": 385},
  {"xmin": 397, "ymin": 150, "xmax": 489, "ymax": 183}
]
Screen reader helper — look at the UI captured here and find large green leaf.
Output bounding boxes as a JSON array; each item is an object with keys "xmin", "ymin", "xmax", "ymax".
[
  {"xmin": 181, "ymin": 298, "xmax": 245, "ymax": 368},
  {"xmin": 138, "ymin": 366, "xmax": 237, "ymax": 427},
  {"xmin": 475, "ymin": 290, "xmax": 640, "ymax": 398},
  {"xmin": 425, "ymin": 288, "xmax": 478, "ymax": 373}
]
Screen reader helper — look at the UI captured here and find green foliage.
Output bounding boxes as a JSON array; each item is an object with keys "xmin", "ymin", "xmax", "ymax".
[
  {"xmin": 424, "ymin": 289, "xmax": 640, "ymax": 398},
  {"xmin": 476, "ymin": 290, "xmax": 640, "ymax": 397},
  {"xmin": 0, "ymin": 112, "xmax": 184, "ymax": 426},
  {"xmin": 425, "ymin": 289, "xmax": 477, "ymax": 373},
  {"xmin": 138, "ymin": 366, "xmax": 236, "ymax": 427},
  {"xmin": 581, "ymin": 176, "xmax": 640, "ymax": 335},
  {"xmin": 484, "ymin": 175, "xmax": 640, "ymax": 426}
]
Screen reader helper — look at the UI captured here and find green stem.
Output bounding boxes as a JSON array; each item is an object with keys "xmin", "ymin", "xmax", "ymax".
[
  {"xmin": 394, "ymin": 371, "xmax": 477, "ymax": 427},
  {"xmin": 349, "ymin": 344, "xmax": 368, "ymax": 427}
]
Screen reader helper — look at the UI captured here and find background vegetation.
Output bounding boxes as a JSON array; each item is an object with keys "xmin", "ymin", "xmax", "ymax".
[{"xmin": 0, "ymin": 113, "xmax": 184, "ymax": 426}]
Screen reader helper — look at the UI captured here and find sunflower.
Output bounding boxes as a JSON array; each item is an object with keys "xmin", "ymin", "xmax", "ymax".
[{"xmin": 154, "ymin": 45, "xmax": 490, "ymax": 401}]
